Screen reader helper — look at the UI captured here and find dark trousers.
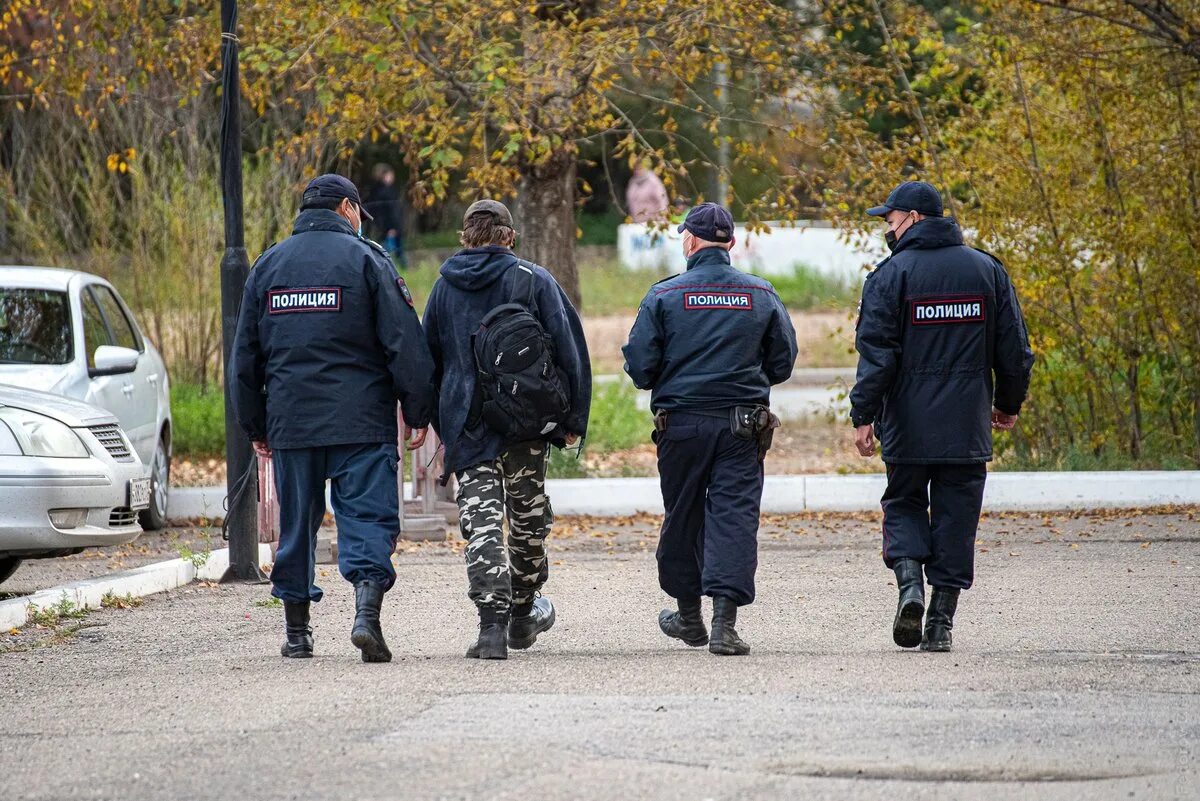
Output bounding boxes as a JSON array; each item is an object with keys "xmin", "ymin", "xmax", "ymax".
[
  {"xmin": 881, "ymin": 462, "xmax": 987, "ymax": 589},
  {"xmin": 656, "ymin": 412, "xmax": 763, "ymax": 606},
  {"xmin": 270, "ymin": 442, "xmax": 400, "ymax": 603}
]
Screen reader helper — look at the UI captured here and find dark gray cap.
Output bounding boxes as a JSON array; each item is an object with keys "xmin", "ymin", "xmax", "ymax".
[
  {"xmin": 302, "ymin": 174, "xmax": 373, "ymax": 220},
  {"xmin": 463, "ymin": 199, "xmax": 514, "ymax": 228}
]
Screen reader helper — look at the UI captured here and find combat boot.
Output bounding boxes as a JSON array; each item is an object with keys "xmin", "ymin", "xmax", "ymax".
[
  {"xmin": 280, "ymin": 600, "xmax": 313, "ymax": 658},
  {"xmin": 709, "ymin": 596, "xmax": 750, "ymax": 656},
  {"xmin": 508, "ymin": 597, "xmax": 556, "ymax": 650},
  {"xmin": 892, "ymin": 558, "xmax": 925, "ymax": 648},
  {"xmin": 466, "ymin": 607, "xmax": 509, "ymax": 660},
  {"xmin": 658, "ymin": 597, "xmax": 709, "ymax": 647},
  {"xmin": 921, "ymin": 586, "xmax": 961, "ymax": 652},
  {"xmin": 350, "ymin": 581, "xmax": 392, "ymax": 663}
]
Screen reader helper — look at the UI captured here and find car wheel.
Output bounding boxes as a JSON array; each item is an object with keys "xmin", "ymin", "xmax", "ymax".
[
  {"xmin": 0, "ymin": 556, "xmax": 22, "ymax": 585},
  {"xmin": 139, "ymin": 434, "xmax": 170, "ymax": 531}
]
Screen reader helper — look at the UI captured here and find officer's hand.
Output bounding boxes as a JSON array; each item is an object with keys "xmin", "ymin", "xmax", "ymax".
[
  {"xmin": 854, "ymin": 424, "xmax": 876, "ymax": 457},
  {"xmin": 564, "ymin": 432, "xmax": 579, "ymax": 446},
  {"xmin": 405, "ymin": 426, "xmax": 428, "ymax": 451},
  {"xmin": 252, "ymin": 440, "xmax": 272, "ymax": 459},
  {"xmin": 991, "ymin": 408, "xmax": 1018, "ymax": 431}
]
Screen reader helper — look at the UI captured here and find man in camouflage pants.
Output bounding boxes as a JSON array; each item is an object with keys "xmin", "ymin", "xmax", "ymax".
[
  {"xmin": 457, "ymin": 442, "xmax": 552, "ymax": 652},
  {"xmin": 423, "ymin": 200, "xmax": 591, "ymax": 660}
]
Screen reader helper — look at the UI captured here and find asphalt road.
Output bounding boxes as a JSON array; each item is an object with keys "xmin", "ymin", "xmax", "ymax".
[{"xmin": 1, "ymin": 509, "xmax": 1197, "ymax": 800}]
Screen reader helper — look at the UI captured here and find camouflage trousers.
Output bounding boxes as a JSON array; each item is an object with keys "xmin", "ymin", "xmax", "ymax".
[{"xmin": 455, "ymin": 442, "xmax": 552, "ymax": 615}]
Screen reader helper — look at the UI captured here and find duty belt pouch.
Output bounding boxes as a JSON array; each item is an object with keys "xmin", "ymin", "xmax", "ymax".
[
  {"xmin": 731, "ymin": 405, "xmax": 760, "ymax": 440},
  {"xmin": 732, "ymin": 405, "xmax": 781, "ymax": 461}
]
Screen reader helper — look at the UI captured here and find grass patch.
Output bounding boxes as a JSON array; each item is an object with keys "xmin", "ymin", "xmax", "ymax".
[
  {"xmin": 176, "ymin": 545, "xmax": 211, "ymax": 569},
  {"xmin": 100, "ymin": 591, "xmax": 144, "ymax": 610},
  {"xmin": 549, "ymin": 381, "xmax": 649, "ymax": 478},
  {"xmin": 254, "ymin": 596, "xmax": 283, "ymax": 608},
  {"xmin": 171, "ymin": 382, "xmax": 226, "ymax": 458},
  {"xmin": 26, "ymin": 594, "xmax": 89, "ymax": 627},
  {"xmin": 995, "ymin": 443, "xmax": 1197, "ymax": 472},
  {"xmin": 757, "ymin": 264, "xmax": 861, "ymax": 312}
]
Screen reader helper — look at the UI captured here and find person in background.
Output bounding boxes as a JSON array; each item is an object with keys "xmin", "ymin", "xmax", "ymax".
[
  {"xmin": 364, "ymin": 163, "xmax": 407, "ymax": 268},
  {"xmin": 626, "ymin": 162, "xmax": 670, "ymax": 224}
]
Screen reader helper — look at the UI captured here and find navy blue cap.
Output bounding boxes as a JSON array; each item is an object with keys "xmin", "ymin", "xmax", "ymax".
[
  {"xmin": 866, "ymin": 181, "xmax": 943, "ymax": 217},
  {"xmin": 301, "ymin": 174, "xmax": 373, "ymax": 220},
  {"xmin": 677, "ymin": 202, "xmax": 735, "ymax": 243}
]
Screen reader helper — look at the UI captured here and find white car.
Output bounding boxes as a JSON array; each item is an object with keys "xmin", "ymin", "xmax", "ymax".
[
  {"xmin": 0, "ymin": 385, "xmax": 148, "ymax": 585},
  {"xmin": 0, "ymin": 266, "xmax": 172, "ymax": 529}
]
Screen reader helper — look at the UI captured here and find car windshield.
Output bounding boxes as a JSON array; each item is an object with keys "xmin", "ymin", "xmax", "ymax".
[{"xmin": 0, "ymin": 289, "xmax": 72, "ymax": 365}]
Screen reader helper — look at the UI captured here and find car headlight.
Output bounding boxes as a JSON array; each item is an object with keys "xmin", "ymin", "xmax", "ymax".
[{"xmin": 0, "ymin": 408, "xmax": 89, "ymax": 458}]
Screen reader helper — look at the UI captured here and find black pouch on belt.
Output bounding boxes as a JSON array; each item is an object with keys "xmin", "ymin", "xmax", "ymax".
[{"xmin": 732, "ymin": 405, "xmax": 781, "ymax": 461}]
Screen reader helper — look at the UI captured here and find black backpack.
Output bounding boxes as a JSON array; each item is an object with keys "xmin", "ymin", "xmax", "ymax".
[{"xmin": 468, "ymin": 261, "xmax": 570, "ymax": 442}]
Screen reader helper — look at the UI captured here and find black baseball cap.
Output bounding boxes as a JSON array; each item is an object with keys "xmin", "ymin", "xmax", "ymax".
[
  {"xmin": 677, "ymin": 202, "xmax": 735, "ymax": 243},
  {"xmin": 866, "ymin": 181, "xmax": 943, "ymax": 218},
  {"xmin": 301, "ymin": 174, "xmax": 373, "ymax": 220},
  {"xmin": 463, "ymin": 199, "xmax": 514, "ymax": 228}
]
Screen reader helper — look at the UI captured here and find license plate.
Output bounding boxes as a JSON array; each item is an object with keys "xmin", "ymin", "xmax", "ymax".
[{"xmin": 127, "ymin": 478, "xmax": 151, "ymax": 511}]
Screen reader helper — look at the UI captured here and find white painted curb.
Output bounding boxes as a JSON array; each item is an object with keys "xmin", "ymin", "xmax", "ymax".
[
  {"xmin": 0, "ymin": 544, "xmax": 271, "ymax": 632},
  {"xmin": 174, "ymin": 471, "xmax": 1200, "ymax": 519}
]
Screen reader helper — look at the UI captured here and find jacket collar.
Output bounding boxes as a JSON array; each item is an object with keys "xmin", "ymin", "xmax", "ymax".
[
  {"xmin": 686, "ymin": 246, "xmax": 733, "ymax": 271},
  {"xmin": 292, "ymin": 208, "xmax": 358, "ymax": 237},
  {"xmin": 890, "ymin": 216, "xmax": 964, "ymax": 256}
]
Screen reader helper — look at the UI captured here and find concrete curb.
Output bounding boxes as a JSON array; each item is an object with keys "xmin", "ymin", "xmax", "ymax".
[
  {"xmin": 174, "ymin": 471, "xmax": 1200, "ymax": 520},
  {"xmin": 0, "ymin": 544, "xmax": 271, "ymax": 632}
]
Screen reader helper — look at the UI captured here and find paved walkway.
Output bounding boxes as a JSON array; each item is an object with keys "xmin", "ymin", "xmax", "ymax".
[{"xmin": 1, "ymin": 509, "xmax": 1197, "ymax": 800}]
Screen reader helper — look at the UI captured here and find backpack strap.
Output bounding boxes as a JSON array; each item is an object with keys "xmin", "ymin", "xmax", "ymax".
[{"xmin": 512, "ymin": 260, "xmax": 537, "ymax": 309}]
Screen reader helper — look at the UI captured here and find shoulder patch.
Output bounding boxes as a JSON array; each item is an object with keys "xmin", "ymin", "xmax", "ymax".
[
  {"xmin": 652, "ymin": 274, "xmax": 676, "ymax": 286},
  {"xmin": 397, "ymin": 276, "xmax": 414, "ymax": 309}
]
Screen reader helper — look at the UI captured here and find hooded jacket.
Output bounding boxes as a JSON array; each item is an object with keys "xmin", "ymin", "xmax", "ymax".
[
  {"xmin": 423, "ymin": 246, "xmax": 591, "ymax": 479},
  {"xmin": 230, "ymin": 208, "xmax": 435, "ymax": 450},
  {"xmin": 849, "ymin": 216, "xmax": 1034, "ymax": 464},
  {"xmin": 622, "ymin": 246, "xmax": 798, "ymax": 411}
]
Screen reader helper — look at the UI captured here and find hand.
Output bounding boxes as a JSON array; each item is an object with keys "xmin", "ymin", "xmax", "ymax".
[
  {"xmin": 252, "ymin": 440, "xmax": 271, "ymax": 459},
  {"xmin": 564, "ymin": 432, "xmax": 579, "ymax": 446},
  {"xmin": 405, "ymin": 426, "xmax": 428, "ymax": 451},
  {"xmin": 854, "ymin": 424, "xmax": 876, "ymax": 457},
  {"xmin": 991, "ymin": 408, "xmax": 1018, "ymax": 431}
]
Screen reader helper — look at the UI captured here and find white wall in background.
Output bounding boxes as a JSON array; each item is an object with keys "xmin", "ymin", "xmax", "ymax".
[{"xmin": 616, "ymin": 221, "xmax": 884, "ymax": 281}]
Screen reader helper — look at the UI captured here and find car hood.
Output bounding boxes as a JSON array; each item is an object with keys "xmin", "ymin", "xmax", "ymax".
[
  {"xmin": 0, "ymin": 364, "xmax": 73, "ymax": 394},
  {"xmin": 0, "ymin": 384, "xmax": 116, "ymax": 427}
]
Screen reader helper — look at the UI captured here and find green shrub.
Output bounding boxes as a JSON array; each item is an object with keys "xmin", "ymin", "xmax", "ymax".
[
  {"xmin": 170, "ymin": 383, "xmax": 226, "ymax": 458},
  {"xmin": 548, "ymin": 381, "xmax": 649, "ymax": 478}
]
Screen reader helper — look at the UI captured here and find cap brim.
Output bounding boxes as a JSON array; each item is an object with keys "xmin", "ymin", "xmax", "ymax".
[
  {"xmin": 866, "ymin": 205, "xmax": 891, "ymax": 217},
  {"xmin": 676, "ymin": 222, "xmax": 688, "ymax": 233},
  {"xmin": 359, "ymin": 205, "xmax": 374, "ymax": 221}
]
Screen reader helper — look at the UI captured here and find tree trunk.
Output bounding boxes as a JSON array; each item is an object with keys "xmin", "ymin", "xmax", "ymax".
[{"xmin": 516, "ymin": 152, "xmax": 579, "ymax": 308}]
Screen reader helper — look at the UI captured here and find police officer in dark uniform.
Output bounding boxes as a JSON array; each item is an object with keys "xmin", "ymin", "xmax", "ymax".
[
  {"xmin": 231, "ymin": 174, "xmax": 435, "ymax": 663},
  {"xmin": 851, "ymin": 181, "xmax": 1034, "ymax": 652},
  {"xmin": 623, "ymin": 203, "xmax": 798, "ymax": 656}
]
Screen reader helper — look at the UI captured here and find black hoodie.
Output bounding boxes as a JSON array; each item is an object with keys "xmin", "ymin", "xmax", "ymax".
[
  {"xmin": 850, "ymin": 216, "xmax": 1034, "ymax": 463},
  {"xmin": 423, "ymin": 246, "xmax": 591, "ymax": 479}
]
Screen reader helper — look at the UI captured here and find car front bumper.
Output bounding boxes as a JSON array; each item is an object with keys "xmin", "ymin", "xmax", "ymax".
[{"xmin": 0, "ymin": 455, "xmax": 145, "ymax": 554}]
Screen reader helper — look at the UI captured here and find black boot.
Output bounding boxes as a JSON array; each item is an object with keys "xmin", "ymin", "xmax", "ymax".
[
  {"xmin": 280, "ymin": 601, "xmax": 313, "ymax": 658},
  {"xmin": 921, "ymin": 586, "xmax": 961, "ymax": 652},
  {"xmin": 709, "ymin": 596, "xmax": 750, "ymax": 656},
  {"xmin": 350, "ymin": 581, "xmax": 392, "ymax": 663},
  {"xmin": 658, "ymin": 597, "xmax": 709, "ymax": 647},
  {"xmin": 892, "ymin": 558, "xmax": 925, "ymax": 648},
  {"xmin": 466, "ymin": 607, "xmax": 509, "ymax": 660},
  {"xmin": 508, "ymin": 597, "xmax": 556, "ymax": 650}
]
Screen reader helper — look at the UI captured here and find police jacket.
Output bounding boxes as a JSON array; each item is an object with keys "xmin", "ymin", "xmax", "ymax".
[
  {"xmin": 849, "ymin": 216, "xmax": 1034, "ymax": 464},
  {"xmin": 423, "ymin": 246, "xmax": 591, "ymax": 480},
  {"xmin": 623, "ymin": 247, "xmax": 798, "ymax": 411},
  {"xmin": 230, "ymin": 208, "xmax": 435, "ymax": 450}
]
